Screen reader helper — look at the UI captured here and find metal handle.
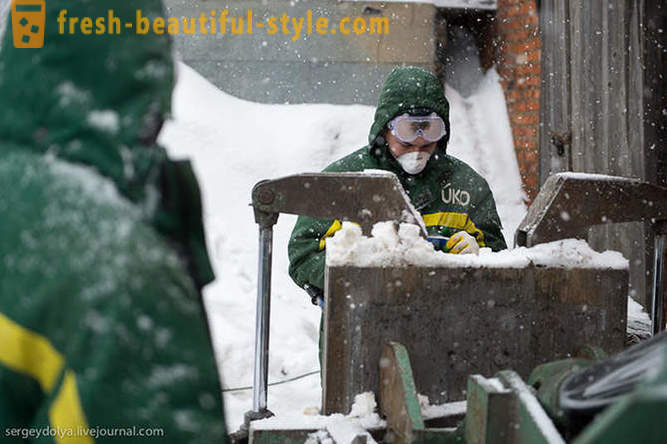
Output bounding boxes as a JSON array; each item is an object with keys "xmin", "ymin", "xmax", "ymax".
[
  {"xmin": 652, "ymin": 233, "xmax": 665, "ymax": 335},
  {"xmin": 252, "ymin": 225, "xmax": 273, "ymax": 412}
]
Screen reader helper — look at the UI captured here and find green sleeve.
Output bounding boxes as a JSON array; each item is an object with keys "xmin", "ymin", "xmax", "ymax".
[
  {"xmin": 287, "ymin": 147, "xmax": 376, "ymax": 294},
  {"xmin": 470, "ymin": 187, "xmax": 508, "ymax": 251},
  {"xmin": 288, "ymin": 215, "xmax": 338, "ymax": 292}
]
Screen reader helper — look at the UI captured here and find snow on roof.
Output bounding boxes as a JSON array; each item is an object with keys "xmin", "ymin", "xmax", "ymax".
[{"xmin": 326, "ymin": 221, "xmax": 629, "ymax": 270}]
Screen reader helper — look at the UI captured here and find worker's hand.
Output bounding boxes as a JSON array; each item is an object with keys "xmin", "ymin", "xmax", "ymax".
[{"xmin": 446, "ymin": 231, "xmax": 480, "ymax": 255}]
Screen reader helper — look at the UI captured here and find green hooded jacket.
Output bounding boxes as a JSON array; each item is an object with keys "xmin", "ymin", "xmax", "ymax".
[
  {"xmin": 288, "ymin": 67, "xmax": 507, "ymax": 293},
  {"xmin": 0, "ymin": 1, "xmax": 227, "ymax": 442}
]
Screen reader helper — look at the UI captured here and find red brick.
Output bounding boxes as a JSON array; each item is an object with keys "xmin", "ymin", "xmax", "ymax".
[
  {"xmin": 511, "ymin": 112, "xmax": 540, "ymax": 125},
  {"xmin": 524, "ymin": 150, "xmax": 538, "ymax": 163},
  {"xmin": 515, "ymin": 76, "xmax": 541, "ymax": 87},
  {"xmin": 501, "ymin": 2, "xmax": 537, "ymax": 17},
  {"xmin": 516, "ymin": 150, "xmax": 530, "ymax": 163},
  {"xmin": 501, "ymin": 28, "xmax": 539, "ymax": 43},
  {"xmin": 509, "ymin": 100, "xmax": 540, "ymax": 113},
  {"xmin": 524, "ymin": 183, "xmax": 538, "ymax": 200},
  {"xmin": 513, "ymin": 64, "xmax": 540, "ymax": 76},
  {"xmin": 524, "ymin": 180, "xmax": 538, "ymax": 192},
  {"xmin": 499, "ymin": 12, "xmax": 539, "ymax": 27},
  {"xmin": 512, "ymin": 126, "xmax": 538, "ymax": 138},
  {"xmin": 527, "ymin": 49, "xmax": 541, "ymax": 62},
  {"xmin": 507, "ymin": 88, "xmax": 540, "ymax": 101},
  {"xmin": 500, "ymin": 16, "xmax": 535, "ymax": 30},
  {"xmin": 514, "ymin": 138, "xmax": 538, "ymax": 151},
  {"xmin": 513, "ymin": 135, "xmax": 536, "ymax": 146},
  {"xmin": 497, "ymin": 0, "xmax": 541, "ymax": 203},
  {"xmin": 527, "ymin": 76, "xmax": 541, "ymax": 86},
  {"xmin": 508, "ymin": 39, "xmax": 541, "ymax": 53}
]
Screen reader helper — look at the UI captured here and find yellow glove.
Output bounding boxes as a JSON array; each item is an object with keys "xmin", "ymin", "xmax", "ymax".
[{"xmin": 446, "ymin": 231, "xmax": 480, "ymax": 255}]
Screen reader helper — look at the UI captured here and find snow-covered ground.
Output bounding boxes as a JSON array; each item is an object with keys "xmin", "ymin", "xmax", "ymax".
[{"xmin": 160, "ymin": 62, "xmax": 526, "ymax": 431}]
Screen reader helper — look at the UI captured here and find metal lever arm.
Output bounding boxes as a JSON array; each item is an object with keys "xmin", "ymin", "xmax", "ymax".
[{"xmin": 251, "ymin": 172, "xmax": 426, "ymax": 236}]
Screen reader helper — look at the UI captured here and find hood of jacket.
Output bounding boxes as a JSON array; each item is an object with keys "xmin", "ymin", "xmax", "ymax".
[
  {"xmin": 0, "ymin": 0, "xmax": 214, "ymax": 289},
  {"xmin": 0, "ymin": 0, "xmax": 172, "ymax": 200},
  {"xmin": 368, "ymin": 66, "xmax": 451, "ymax": 157}
]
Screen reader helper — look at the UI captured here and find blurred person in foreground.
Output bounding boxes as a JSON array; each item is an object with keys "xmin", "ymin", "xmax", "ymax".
[
  {"xmin": 289, "ymin": 66, "xmax": 507, "ymax": 307},
  {"xmin": 0, "ymin": 1, "xmax": 227, "ymax": 442}
]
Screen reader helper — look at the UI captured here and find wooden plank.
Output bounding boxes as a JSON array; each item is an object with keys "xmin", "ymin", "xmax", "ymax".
[
  {"xmin": 568, "ymin": 0, "xmax": 585, "ymax": 173},
  {"xmin": 608, "ymin": 0, "xmax": 630, "ymax": 177},
  {"xmin": 538, "ymin": 0, "xmax": 572, "ymax": 183},
  {"xmin": 598, "ymin": 0, "xmax": 611, "ymax": 174},
  {"xmin": 629, "ymin": 0, "xmax": 647, "ymax": 179},
  {"xmin": 581, "ymin": 0, "xmax": 598, "ymax": 173},
  {"xmin": 643, "ymin": 2, "xmax": 667, "ymax": 187},
  {"xmin": 539, "ymin": 0, "xmax": 659, "ymax": 308}
]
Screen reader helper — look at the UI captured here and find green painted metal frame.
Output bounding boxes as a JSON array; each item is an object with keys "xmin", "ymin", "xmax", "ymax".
[{"xmin": 379, "ymin": 342, "xmax": 462, "ymax": 444}]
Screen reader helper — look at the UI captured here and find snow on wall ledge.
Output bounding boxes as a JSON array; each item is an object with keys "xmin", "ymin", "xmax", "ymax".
[
  {"xmin": 326, "ymin": 221, "xmax": 629, "ymax": 270},
  {"xmin": 348, "ymin": 0, "xmax": 497, "ymax": 10}
]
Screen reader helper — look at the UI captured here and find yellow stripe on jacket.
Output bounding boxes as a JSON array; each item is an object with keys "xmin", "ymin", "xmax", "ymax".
[
  {"xmin": 422, "ymin": 212, "xmax": 486, "ymax": 247},
  {"xmin": 0, "ymin": 312, "xmax": 93, "ymax": 443}
]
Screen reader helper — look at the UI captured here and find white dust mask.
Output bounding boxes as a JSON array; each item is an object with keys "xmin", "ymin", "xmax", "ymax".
[{"xmin": 395, "ymin": 151, "xmax": 431, "ymax": 175}]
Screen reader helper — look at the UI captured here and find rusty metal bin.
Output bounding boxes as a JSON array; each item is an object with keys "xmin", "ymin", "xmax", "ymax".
[{"xmin": 322, "ymin": 264, "xmax": 628, "ymax": 414}]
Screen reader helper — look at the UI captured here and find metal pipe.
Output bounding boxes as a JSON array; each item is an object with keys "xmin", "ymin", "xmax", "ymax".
[
  {"xmin": 252, "ymin": 225, "xmax": 273, "ymax": 412},
  {"xmin": 652, "ymin": 233, "xmax": 665, "ymax": 335}
]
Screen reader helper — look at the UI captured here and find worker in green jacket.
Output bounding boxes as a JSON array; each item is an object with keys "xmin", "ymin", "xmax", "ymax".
[
  {"xmin": 288, "ymin": 66, "xmax": 507, "ymax": 305},
  {"xmin": 0, "ymin": 1, "xmax": 227, "ymax": 442}
]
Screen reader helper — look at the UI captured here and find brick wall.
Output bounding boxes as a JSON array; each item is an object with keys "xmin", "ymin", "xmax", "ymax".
[{"xmin": 496, "ymin": 0, "xmax": 541, "ymax": 202}]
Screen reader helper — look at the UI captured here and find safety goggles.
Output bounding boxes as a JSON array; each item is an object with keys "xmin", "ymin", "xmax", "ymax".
[{"xmin": 387, "ymin": 113, "xmax": 447, "ymax": 144}]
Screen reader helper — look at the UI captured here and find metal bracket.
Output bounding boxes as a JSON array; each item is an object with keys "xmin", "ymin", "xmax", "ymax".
[
  {"xmin": 251, "ymin": 172, "xmax": 426, "ymax": 236},
  {"xmin": 515, "ymin": 173, "xmax": 667, "ymax": 335},
  {"xmin": 515, "ymin": 173, "xmax": 667, "ymax": 247},
  {"xmin": 465, "ymin": 371, "xmax": 566, "ymax": 444},
  {"xmin": 246, "ymin": 173, "xmax": 425, "ymax": 429},
  {"xmin": 652, "ymin": 221, "xmax": 666, "ymax": 335},
  {"xmin": 378, "ymin": 342, "xmax": 463, "ymax": 444}
]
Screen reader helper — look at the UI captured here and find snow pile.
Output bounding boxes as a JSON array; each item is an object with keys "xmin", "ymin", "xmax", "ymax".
[
  {"xmin": 627, "ymin": 297, "xmax": 652, "ymax": 339},
  {"xmin": 327, "ymin": 221, "xmax": 629, "ymax": 270},
  {"xmin": 159, "ymin": 62, "xmax": 526, "ymax": 430},
  {"xmin": 347, "ymin": 392, "xmax": 384, "ymax": 429},
  {"xmin": 327, "ymin": 222, "xmax": 436, "ymax": 267},
  {"xmin": 305, "ymin": 431, "xmax": 334, "ymax": 444},
  {"xmin": 253, "ymin": 392, "xmax": 385, "ymax": 437},
  {"xmin": 418, "ymin": 395, "xmax": 467, "ymax": 420}
]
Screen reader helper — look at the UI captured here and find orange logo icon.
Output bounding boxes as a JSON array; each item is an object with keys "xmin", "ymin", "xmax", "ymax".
[{"xmin": 11, "ymin": 0, "xmax": 46, "ymax": 48}]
